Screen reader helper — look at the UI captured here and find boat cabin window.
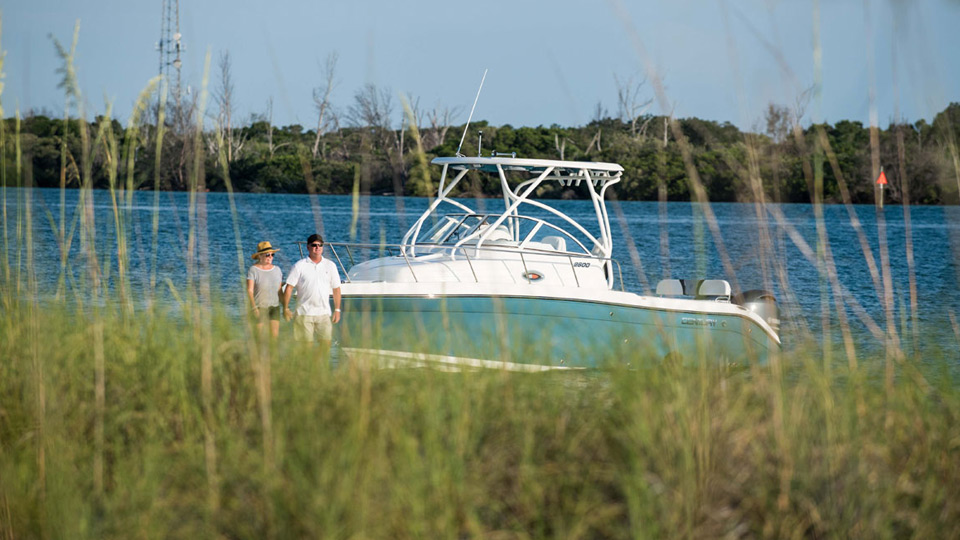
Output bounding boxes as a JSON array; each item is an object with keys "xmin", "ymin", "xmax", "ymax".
[
  {"xmin": 419, "ymin": 216, "xmax": 460, "ymax": 244},
  {"xmin": 415, "ymin": 213, "xmax": 590, "ymax": 255},
  {"xmin": 417, "ymin": 214, "xmax": 486, "ymax": 245},
  {"xmin": 446, "ymin": 215, "xmax": 487, "ymax": 243}
]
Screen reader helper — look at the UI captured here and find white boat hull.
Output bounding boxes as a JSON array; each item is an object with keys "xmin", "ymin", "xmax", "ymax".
[{"xmin": 336, "ymin": 282, "xmax": 780, "ymax": 369}]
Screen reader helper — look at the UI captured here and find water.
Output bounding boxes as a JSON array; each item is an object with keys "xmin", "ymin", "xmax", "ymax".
[{"xmin": 3, "ymin": 187, "xmax": 959, "ymax": 357}]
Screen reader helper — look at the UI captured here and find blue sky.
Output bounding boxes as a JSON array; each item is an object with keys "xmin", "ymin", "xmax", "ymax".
[{"xmin": 3, "ymin": 0, "xmax": 959, "ymax": 131}]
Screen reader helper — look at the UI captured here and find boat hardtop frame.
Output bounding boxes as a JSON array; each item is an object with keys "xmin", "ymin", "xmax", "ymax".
[{"xmin": 398, "ymin": 156, "xmax": 624, "ymax": 288}]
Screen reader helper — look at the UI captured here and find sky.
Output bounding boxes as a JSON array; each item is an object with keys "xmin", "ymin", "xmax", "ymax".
[{"xmin": 3, "ymin": 0, "xmax": 959, "ymax": 133}]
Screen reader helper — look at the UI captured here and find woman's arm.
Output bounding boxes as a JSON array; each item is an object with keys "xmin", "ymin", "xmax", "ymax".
[
  {"xmin": 246, "ymin": 278, "xmax": 259, "ymax": 315},
  {"xmin": 277, "ymin": 268, "xmax": 284, "ymax": 304}
]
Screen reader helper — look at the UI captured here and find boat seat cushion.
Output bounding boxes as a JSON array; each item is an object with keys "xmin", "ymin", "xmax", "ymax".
[
  {"xmin": 697, "ymin": 279, "xmax": 731, "ymax": 300},
  {"xmin": 656, "ymin": 279, "xmax": 684, "ymax": 296},
  {"xmin": 541, "ymin": 236, "xmax": 567, "ymax": 252},
  {"xmin": 483, "ymin": 225, "xmax": 512, "ymax": 242}
]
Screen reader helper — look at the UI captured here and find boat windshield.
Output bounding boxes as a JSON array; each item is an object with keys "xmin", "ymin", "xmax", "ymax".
[{"xmin": 414, "ymin": 213, "xmax": 590, "ymax": 254}]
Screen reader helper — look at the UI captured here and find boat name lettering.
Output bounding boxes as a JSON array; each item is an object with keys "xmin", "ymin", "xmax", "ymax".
[
  {"xmin": 573, "ymin": 262, "xmax": 591, "ymax": 268},
  {"xmin": 681, "ymin": 317, "xmax": 717, "ymax": 327}
]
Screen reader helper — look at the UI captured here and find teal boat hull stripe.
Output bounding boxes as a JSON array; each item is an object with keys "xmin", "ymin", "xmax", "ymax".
[{"xmin": 337, "ymin": 294, "xmax": 777, "ymax": 368}]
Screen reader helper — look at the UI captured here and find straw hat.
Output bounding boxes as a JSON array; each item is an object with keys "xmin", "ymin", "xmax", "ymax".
[{"xmin": 251, "ymin": 241, "xmax": 280, "ymax": 259}]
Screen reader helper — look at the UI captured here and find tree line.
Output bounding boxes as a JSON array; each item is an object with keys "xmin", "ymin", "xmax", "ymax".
[{"xmin": 4, "ymin": 51, "xmax": 960, "ymax": 204}]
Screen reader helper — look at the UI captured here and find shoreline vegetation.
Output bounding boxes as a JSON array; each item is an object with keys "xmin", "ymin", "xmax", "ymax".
[{"xmin": 7, "ymin": 101, "xmax": 960, "ymax": 204}]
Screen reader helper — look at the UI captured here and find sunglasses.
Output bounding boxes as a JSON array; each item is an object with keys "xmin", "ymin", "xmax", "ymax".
[
  {"xmin": 309, "ymin": 243, "xmax": 323, "ymax": 248},
  {"xmin": 262, "ymin": 253, "xmax": 274, "ymax": 257}
]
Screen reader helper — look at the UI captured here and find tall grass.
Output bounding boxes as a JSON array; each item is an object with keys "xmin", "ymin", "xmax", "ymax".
[
  {"xmin": 3, "ymin": 13, "xmax": 960, "ymax": 539},
  {"xmin": 1, "ymin": 306, "xmax": 960, "ymax": 538}
]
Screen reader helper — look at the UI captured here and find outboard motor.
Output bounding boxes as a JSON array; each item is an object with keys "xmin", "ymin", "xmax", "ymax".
[{"xmin": 736, "ymin": 290, "xmax": 780, "ymax": 334}]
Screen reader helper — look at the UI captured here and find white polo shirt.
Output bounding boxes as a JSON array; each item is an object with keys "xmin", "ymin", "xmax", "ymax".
[{"xmin": 285, "ymin": 256, "xmax": 342, "ymax": 316}]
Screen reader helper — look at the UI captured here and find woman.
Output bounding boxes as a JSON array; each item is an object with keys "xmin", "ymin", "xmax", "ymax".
[{"xmin": 246, "ymin": 241, "xmax": 283, "ymax": 338}]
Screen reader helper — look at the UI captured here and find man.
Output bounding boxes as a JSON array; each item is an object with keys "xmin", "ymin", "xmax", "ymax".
[{"xmin": 282, "ymin": 233, "xmax": 342, "ymax": 345}]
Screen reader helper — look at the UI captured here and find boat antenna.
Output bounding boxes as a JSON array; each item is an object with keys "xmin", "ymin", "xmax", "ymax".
[{"xmin": 456, "ymin": 68, "xmax": 488, "ymax": 157}]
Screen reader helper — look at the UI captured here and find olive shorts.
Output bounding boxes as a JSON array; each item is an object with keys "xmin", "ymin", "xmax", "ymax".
[{"xmin": 253, "ymin": 306, "xmax": 281, "ymax": 321}]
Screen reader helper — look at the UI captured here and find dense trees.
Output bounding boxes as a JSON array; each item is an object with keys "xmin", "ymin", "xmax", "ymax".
[{"xmin": 4, "ymin": 102, "xmax": 960, "ymax": 204}]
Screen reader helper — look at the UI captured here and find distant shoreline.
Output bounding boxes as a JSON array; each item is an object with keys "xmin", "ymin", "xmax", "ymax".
[
  {"xmin": 4, "ymin": 185, "xmax": 954, "ymax": 207},
  {"xmin": 5, "ymin": 102, "xmax": 960, "ymax": 205}
]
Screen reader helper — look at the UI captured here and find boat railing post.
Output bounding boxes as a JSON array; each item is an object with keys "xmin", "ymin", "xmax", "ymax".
[
  {"xmin": 399, "ymin": 248, "xmax": 419, "ymax": 283},
  {"xmin": 344, "ymin": 245, "xmax": 356, "ymax": 268},
  {"xmin": 613, "ymin": 259, "xmax": 625, "ymax": 291},
  {"xmin": 519, "ymin": 251, "xmax": 529, "ymax": 279},
  {"xmin": 462, "ymin": 248, "xmax": 479, "ymax": 283},
  {"xmin": 568, "ymin": 255, "xmax": 581, "ymax": 288},
  {"xmin": 330, "ymin": 245, "xmax": 351, "ymax": 283}
]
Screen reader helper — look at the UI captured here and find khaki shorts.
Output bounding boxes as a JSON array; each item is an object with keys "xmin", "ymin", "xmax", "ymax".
[{"xmin": 293, "ymin": 314, "xmax": 333, "ymax": 342}]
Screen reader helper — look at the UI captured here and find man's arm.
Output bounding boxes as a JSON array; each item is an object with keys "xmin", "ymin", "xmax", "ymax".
[
  {"xmin": 282, "ymin": 264, "xmax": 300, "ymax": 321},
  {"xmin": 331, "ymin": 287, "xmax": 341, "ymax": 324},
  {"xmin": 282, "ymin": 284, "xmax": 294, "ymax": 321}
]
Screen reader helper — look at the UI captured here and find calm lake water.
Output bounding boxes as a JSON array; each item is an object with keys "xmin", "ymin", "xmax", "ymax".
[{"xmin": 3, "ymin": 187, "xmax": 960, "ymax": 358}]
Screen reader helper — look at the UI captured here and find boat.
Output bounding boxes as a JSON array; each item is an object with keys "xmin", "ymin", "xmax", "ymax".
[{"xmin": 311, "ymin": 155, "xmax": 781, "ymax": 370}]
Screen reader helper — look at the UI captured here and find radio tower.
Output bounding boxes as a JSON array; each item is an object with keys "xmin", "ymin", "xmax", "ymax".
[{"xmin": 157, "ymin": 0, "xmax": 183, "ymax": 123}]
